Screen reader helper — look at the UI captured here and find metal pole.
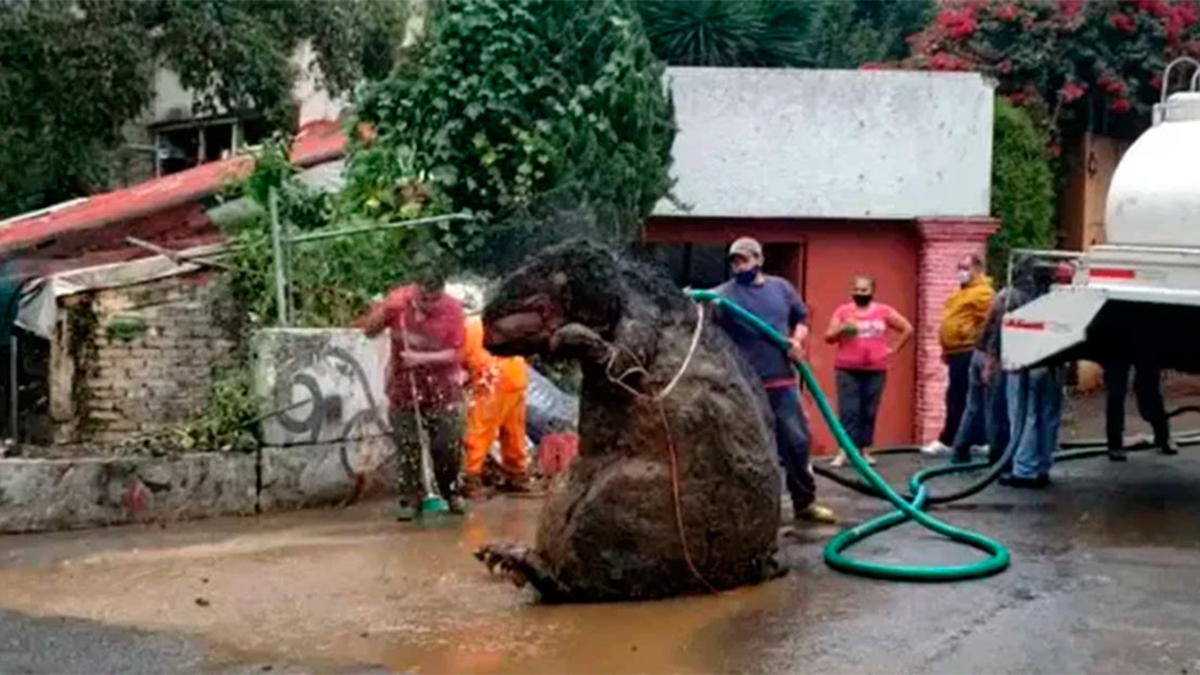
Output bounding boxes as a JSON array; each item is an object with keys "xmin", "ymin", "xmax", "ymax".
[
  {"xmin": 268, "ymin": 188, "xmax": 289, "ymax": 326},
  {"xmin": 8, "ymin": 335, "xmax": 17, "ymax": 444},
  {"xmin": 285, "ymin": 213, "xmax": 473, "ymax": 245}
]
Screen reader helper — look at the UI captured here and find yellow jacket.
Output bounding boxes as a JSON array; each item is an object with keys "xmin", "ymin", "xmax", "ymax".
[{"xmin": 939, "ymin": 277, "xmax": 995, "ymax": 355}]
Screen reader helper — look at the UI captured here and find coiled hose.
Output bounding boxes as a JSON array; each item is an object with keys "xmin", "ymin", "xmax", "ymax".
[{"xmin": 691, "ymin": 290, "xmax": 1199, "ymax": 582}]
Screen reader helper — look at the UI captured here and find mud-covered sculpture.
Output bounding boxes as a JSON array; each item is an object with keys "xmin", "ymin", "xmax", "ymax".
[{"xmin": 475, "ymin": 239, "xmax": 783, "ymax": 602}]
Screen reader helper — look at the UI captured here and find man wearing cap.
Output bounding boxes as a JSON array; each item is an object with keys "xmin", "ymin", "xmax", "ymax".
[{"xmin": 713, "ymin": 237, "xmax": 837, "ymax": 524}]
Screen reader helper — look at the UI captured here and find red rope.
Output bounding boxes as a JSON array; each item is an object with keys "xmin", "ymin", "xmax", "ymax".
[{"xmin": 656, "ymin": 403, "xmax": 720, "ymax": 595}]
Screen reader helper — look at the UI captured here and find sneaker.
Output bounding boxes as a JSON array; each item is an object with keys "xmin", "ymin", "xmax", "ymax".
[
  {"xmin": 829, "ymin": 453, "xmax": 847, "ymax": 468},
  {"xmin": 796, "ymin": 504, "xmax": 838, "ymax": 524},
  {"xmin": 950, "ymin": 451, "xmax": 974, "ymax": 465},
  {"xmin": 1107, "ymin": 449, "xmax": 1128, "ymax": 462},
  {"xmin": 921, "ymin": 441, "xmax": 951, "ymax": 456},
  {"xmin": 998, "ymin": 473, "xmax": 1050, "ymax": 489},
  {"xmin": 1160, "ymin": 440, "xmax": 1179, "ymax": 456},
  {"xmin": 862, "ymin": 452, "xmax": 877, "ymax": 466},
  {"xmin": 970, "ymin": 444, "xmax": 990, "ymax": 457}
]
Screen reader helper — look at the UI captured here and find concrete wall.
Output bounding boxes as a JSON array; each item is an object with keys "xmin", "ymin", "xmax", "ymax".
[
  {"xmin": 657, "ymin": 68, "xmax": 995, "ymax": 220},
  {"xmin": 251, "ymin": 329, "xmax": 390, "ymax": 447},
  {"xmin": 150, "ymin": 41, "xmax": 348, "ymax": 127},
  {"xmin": 51, "ymin": 271, "xmax": 239, "ymax": 445}
]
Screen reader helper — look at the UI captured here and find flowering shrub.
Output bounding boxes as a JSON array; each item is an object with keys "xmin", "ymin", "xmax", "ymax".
[{"xmin": 909, "ymin": 0, "xmax": 1200, "ymax": 137}]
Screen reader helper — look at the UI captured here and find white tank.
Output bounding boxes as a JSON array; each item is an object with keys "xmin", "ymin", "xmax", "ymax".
[{"xmin": 1106, "ymin": 92, "xmax": 1200, "ymax": 248}]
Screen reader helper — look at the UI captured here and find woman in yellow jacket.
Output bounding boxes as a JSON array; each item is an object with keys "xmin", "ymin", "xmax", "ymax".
[
  {"xmin": 461, "ymin": 316, "xmax": 530, "ymax": 497},
  {"xmin": 925, "ymin": 254, "xmax": 995, "ymax": 455}
]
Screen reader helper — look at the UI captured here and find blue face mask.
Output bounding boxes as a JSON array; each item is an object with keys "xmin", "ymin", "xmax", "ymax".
[{"xmin": 734, "ymin": 266, "xmax": 760, "ymax": 286}]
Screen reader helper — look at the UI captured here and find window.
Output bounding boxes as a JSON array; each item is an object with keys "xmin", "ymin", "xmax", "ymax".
[{"xmin": 153, "ymin": 117, "xmax": 270, "ymax": 176}]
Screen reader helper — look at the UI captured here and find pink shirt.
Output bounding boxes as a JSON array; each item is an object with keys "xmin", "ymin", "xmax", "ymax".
[{"xmin": 832, "ymin": 302, "xmax": 894, "ymax": 371}]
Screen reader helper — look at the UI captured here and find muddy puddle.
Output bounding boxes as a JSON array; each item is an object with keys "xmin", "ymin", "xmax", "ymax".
[{"xmin": 0, "ymin": 498, "xmax": 797, "ymax": 673}]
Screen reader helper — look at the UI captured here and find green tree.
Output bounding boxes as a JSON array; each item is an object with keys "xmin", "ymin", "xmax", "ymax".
[
  {"xmin": 0, "ymin": 0, "xmax": 408, "ymax": 220},
  {"xmin": 989, "ymin": 98, "xmax": 1056, "ymax": 278},
  {"xmin": 636, "ymin": 0, "xmax": 933, "ymax": 68},
  {"xmin": 345, "ymin": 0, "xmax": 676, "ymax": 268}
]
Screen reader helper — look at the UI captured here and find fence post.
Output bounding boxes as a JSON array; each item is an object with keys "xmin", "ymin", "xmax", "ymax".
[{"xmin": 268, "ymin": 188, "xmax": 289, "ymax": 326}]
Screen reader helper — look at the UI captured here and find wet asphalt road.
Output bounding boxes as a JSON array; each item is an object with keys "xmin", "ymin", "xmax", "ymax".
[{"xmin": 2, "ymin": 399, "xmax": 1200, "ymax": 673}]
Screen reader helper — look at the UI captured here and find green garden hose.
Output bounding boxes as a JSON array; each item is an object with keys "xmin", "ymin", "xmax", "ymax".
[{"xmin": 691, "ymin": 290, "xmax": 1011, "ymax": 581}]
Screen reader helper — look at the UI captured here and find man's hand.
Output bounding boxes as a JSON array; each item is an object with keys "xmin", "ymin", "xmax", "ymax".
[
  {"xmin": 788, "ymin": 337, "xmax": 806, "ymax": 362},
  {"xmin": 982, "ymin": 355, "xmax": 996, "ymax": 383},
  {"xmin": 839, "ymin": 322, "xmax": 858, "ymax": 337},
  {"xmin": 397, "ymin": 350, "xmax": 424, "ymax": 369}
]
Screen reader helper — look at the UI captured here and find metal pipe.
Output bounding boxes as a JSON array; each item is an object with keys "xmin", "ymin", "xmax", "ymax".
[
  {"xmin": 8, "ymin": 335, "xmax": 17, "ymax": 444},
  {"xmin": 268, "ymin": 188, "xmax": 289, "ymax": 326},
  {"xmin": 1162, "ymin": 57, "xmax": 1200, "ymax": 104},
  {"xmin": 285, "ymin": 213, "xmax": 473, "ymax": 245}
]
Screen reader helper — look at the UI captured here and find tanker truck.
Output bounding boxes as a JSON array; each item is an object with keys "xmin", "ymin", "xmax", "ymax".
[{"xmin": 1001, "ymin": 58, "xmax": 1200, "ymax": 374}]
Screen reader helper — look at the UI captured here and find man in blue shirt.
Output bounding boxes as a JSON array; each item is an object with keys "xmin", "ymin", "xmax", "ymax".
[{"xmin": 715, "ymin": 237, "xmax": 837, "ymax": 524}]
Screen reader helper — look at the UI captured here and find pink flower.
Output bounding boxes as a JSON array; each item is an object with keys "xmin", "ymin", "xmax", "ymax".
[
  {"xmin": 1109, "ymin": 12, "xmax": 1137, "ymax": 33},
  {"xmin": 1007, "ymin": 91, "xmax": 1032, "ymax": 105},
  {"xmin": 1059, "ymin": 81, "xmax": 1087, "ymax": 102},
  {"xmin": 1136, "ymin": 0, "xmax": 1169, "ymax": 17},
  {"xmin": 1060, "ymin": 0, "xmax": 1085, "ymax": 19},
  {"xmin": 936, "ymin": 8, "xmax": 978, "ymax": 39},
  {"xmin": 1097, "ymin": 74, "xmax": 1129, "ymax": 97},
  {"xmin": 993, "ymin": 4, "xmax": 1021, "ymax": 22},
  {"xmin": 998, "ymin": 59, "xmax": 1013, "ymax": 74},
  {"xmin": 1150, "ymin": 74, "xmax": 1164, "ymax": 90},
  {"xmin": 859, "ymin": 62, "xmax": 888, "ymax": 71},
  {"xmin": 1111, "ymin": 98, "xmax": 1133, "ymax": 114},
  {"xmin": 927, "ymin": 52, "xmax": 972, "ymax": 71}
]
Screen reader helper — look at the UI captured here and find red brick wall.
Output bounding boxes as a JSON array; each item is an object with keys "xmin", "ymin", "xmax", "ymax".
[{"xmin": 914, "ymin": 218, "xmax": 998, "ymax": 444}]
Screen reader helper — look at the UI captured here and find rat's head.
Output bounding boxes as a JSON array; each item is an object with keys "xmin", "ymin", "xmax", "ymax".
[{"xmin": 483, "ymin": 239, "xmax": 622, "ymax": 356}]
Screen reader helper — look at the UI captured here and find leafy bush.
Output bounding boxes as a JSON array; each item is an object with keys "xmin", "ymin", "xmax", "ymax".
[
  {"xmin": 345, "ymin": 0, "xmax": 676, "ymax": 269},
  {"xmin": 989, "ymin": 98, "xmax": 1056, "ymax": 279}
]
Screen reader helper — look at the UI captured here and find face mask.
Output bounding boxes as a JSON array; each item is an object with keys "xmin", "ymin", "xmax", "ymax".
[
  {"xmin": 734, "ymin": 266, "xmax": 760, "ymax": 286},
  {"xmin": 956, "ymin": 270, "xmax": 972, "ymax": 286},
  {"xmin": 852, "ymin": 294, "xmax": 872, "ymax": 307}
]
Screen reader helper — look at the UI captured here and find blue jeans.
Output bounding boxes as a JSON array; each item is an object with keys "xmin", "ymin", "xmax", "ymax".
[
  {"xmin": 1006, "ymin": 367, "xmax": 1063, "ymax": 479},
  {"xmin": 767, "ymin": 385, "xmax": 816, "ymax": 511},
  {"xmin": 951, "ymin": 351, "xmax": 988, "ymax": 457},
  {"xmin": 952, "ymin": 351, "xmax": 1009, "ymax": 461}
]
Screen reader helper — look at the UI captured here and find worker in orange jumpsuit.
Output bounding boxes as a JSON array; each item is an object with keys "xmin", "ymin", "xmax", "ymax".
[{"xmin": 461, "ymin": 315, "xmax": 530, "ymax": 497}]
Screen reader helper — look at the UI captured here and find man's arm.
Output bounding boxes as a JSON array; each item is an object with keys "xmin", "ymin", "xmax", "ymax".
[
  {"xmin": 356, "ymin": 290, "xmax": 403, "ymax": 338},
  {"xmin": 785, "ymin": 283, "xmax": 809, "ymax": 361}
]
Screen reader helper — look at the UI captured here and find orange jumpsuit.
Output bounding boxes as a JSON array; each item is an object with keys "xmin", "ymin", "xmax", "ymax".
[{"xmin": 462, "ymin": 317, "xmax": 529, "ymax": 478}]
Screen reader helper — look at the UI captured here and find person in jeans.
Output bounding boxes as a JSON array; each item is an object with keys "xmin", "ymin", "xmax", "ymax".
[
  {"xmin": 359, "ymin": 268, "xmax": 467, "ymax": 520},
  {"xmin": 923, "ymin": 254, "xmax": 994, "ymax": 456},
  {"xmin": 824, "ymin": 274, "xmax": 913, "ymax": 467},
  {"xmin": 999, "ymin": 363, "xmax": 1064, "ymax": 488},
  {"xmin": 998, "ymin": 262, "xmax": 1064, "ymax": 488},
  {"xmin": 714, "ymin": 237, "xmax": 836, "ymax": 524},
  {"xmin": 948, "ymin": 285, "xmax": 1012, "ymax": 465}
]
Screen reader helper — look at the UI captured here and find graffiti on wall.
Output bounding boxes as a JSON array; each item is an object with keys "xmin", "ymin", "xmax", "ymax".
[{"xmin": 253, "ymin": 330, "xmax": 393, "ymax": 480}]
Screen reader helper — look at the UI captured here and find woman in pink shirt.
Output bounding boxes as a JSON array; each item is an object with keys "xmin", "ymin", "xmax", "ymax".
[{"xmin": 824, "ymin": 275, "xmax": 914, "ymax": 466}]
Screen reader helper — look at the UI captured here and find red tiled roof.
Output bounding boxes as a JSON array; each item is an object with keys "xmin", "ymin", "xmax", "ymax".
[{"xmin": 0, "ymin": 119, "xmax": 350, "ymax": 255}]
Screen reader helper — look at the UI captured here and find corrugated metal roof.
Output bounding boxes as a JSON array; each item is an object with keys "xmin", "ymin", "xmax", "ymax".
[{"xmin": 0, "ymin": 119, "xmax": 350, "ymax": 255}]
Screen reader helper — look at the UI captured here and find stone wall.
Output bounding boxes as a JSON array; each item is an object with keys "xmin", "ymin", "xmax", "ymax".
[{"xmin": 51, "ymin": 270, "xmax": 239, "ymax": 445}]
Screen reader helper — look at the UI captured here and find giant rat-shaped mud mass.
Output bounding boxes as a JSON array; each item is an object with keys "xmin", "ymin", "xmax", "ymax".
[{"xmin": 475, "ymin": 239, "xmax": 784, "ymax": 602}]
